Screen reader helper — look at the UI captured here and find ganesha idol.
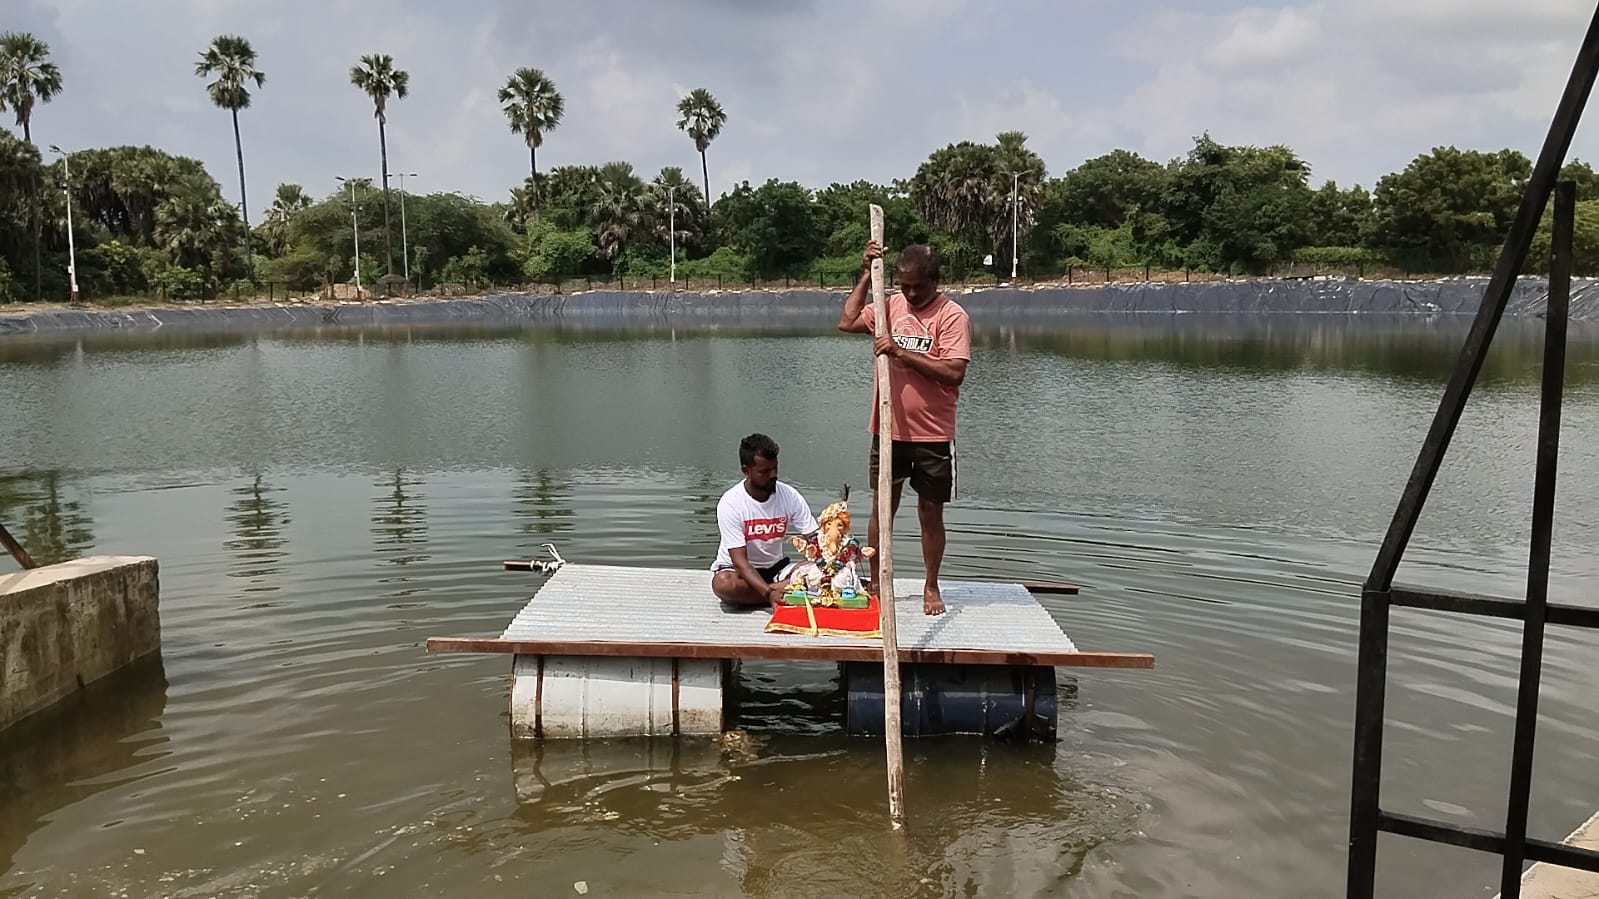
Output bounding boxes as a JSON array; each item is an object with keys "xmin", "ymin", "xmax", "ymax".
[{"xmin": 782, "ymin": 487, "xmax": 876, "ymax": 609}]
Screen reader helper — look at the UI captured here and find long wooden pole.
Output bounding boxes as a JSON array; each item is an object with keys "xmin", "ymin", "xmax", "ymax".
[{"xmin": 869, "ymin": 203, "xmax": 907, "ymax": 828}]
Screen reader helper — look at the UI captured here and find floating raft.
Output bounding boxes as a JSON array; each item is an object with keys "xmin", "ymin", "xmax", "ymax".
[{"xmin": 427, "ymin": 562, "xmax": 1153, "ymax": 740}]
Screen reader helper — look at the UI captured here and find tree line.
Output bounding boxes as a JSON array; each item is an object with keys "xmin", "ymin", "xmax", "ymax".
[{"xmin": 3, "ymin": 29, "xmax": 1598, "ymax": 303}]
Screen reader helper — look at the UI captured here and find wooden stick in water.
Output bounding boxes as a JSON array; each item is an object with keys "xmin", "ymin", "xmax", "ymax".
[
  {"xmin": 0, "ymin": 520, "xmax": 37, "ymax": 570},
  {"xmin": 869, "ymin": 203, "xmax": 907, "ymax": 829}
]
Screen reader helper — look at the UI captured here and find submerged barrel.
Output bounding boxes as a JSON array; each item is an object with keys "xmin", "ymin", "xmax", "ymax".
[{"xmin": 842, "ymin": 662, "xmax": 1057, "ymax": 739}]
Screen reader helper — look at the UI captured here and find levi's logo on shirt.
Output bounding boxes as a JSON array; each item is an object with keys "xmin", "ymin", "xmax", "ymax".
[{"xmin": 745, "ymin": 518, "xmax": 787, "ymax": 541}]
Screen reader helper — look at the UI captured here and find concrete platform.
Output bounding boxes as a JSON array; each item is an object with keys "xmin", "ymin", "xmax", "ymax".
[
  {"xmin": 1497, "ymin": 811, "xmax": 1599, "ymax": 899},
  {"xmin": 0, "ymin": 555, "xmax": 161, "ymax": 733}
]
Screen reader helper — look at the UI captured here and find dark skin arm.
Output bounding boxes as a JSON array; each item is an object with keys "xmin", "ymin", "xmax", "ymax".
[
  {"xmin": 728, "ymin": 546, "xmax": 785, "ymax": 605},
  {"xmin": 837, "ymin": 266, "xmax": 873, "ymax": 334}
]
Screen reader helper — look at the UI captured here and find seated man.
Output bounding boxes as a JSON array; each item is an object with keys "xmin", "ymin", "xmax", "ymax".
[{"xmin": 711, "ymin": 433, "xmax": 819, "ymax": 610}]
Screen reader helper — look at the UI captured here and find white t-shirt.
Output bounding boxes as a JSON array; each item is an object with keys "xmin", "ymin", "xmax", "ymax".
[{"xmin": 711, "ymin": 480, "xmax": 818, "ymax": 571}]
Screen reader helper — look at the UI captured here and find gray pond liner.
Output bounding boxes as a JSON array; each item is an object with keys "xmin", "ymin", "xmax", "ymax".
[{"xmin": 2, "ymin": 276, "xmax": 1595, "ymax": 336}]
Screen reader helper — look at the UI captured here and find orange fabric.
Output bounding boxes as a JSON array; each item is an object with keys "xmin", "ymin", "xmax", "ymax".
[
  {"xmin": 859, "ymin": 293, "xmax": 971, "ymax": 441},
  {"xmin": 764, "ymin": 594, "xmax": 882, "ymax": 638}
]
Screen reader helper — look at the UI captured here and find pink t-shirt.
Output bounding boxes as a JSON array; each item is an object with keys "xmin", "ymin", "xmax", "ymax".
[{"xmin": 858, "ymin": 292, "xmax": 971, "ymax": 441}]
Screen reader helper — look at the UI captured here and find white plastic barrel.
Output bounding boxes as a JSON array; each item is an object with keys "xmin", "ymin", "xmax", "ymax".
[{"xmin": 510, "ymin": 654, "xmax": 724, "ymax": 739}]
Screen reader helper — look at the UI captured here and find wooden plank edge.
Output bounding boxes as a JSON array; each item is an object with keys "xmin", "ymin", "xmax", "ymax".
[
  {"xmin": 504, "ymin": 559, "xmax": 1080, "ymax": 596},
  {"xmin": 424, "ymin": 636, "xmax": 1154, "ymax": 669}
]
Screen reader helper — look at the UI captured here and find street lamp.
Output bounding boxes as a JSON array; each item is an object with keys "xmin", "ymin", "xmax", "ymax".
[
  {"xmin": 1008, "ymin": 171, "xmax": 1020, "ymax": 281},
  {"xmin": 48, "ymin": 145, "xmax": 78, "ymax": 303},
  {"xmin": 335, "ymin": 176, "xmax": 362, "ymax": 295},
  {"xmin": 394, "ymin": 171, "xmax": 418, "ymax": 283},
  {"xmin": 668, "ymin": 185, "xmax": 676, "ymax": 288}
]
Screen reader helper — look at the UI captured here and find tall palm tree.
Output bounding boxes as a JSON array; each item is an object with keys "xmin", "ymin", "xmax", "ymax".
[
  {"xmin": 498, "ymin": 67, "xmax": 563, "ymax": 214},
  {"xmin": 675, "ymin": 88, "xmax": 725, "ymax": 213},
  {"xmin": 0, "ymin": 31, "xmax": 63, "ymax": 301},
  {"xmin": 349, "ymin": 53, "xmax": 409, "ymax": 277},
  {"xmin": 196, "ymin": 34, "xmax": 265, "ymax": 279}
]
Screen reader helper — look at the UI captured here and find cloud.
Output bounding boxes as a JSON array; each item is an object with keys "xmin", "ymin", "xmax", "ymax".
[
  {"xmin": 7, "ymin": 0, "xmax": 1599, "ymax": 218},
  {"xmin": 1111, "ymin": 1, "xmax": 1599, "ymax": 186}
]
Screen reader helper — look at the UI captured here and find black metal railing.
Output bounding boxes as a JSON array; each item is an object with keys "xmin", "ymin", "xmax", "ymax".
[{"xmin": 1346, "ymin": 6, "xmax": 1599, "ymax": 896}]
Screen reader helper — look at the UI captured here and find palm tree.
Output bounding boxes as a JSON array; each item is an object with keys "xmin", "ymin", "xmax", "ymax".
[
  {"xmin": 586, "ymin": 162, "xmax": 647, "ymax": 260},
  {"xmin": 349, "ymin": 53, "xmax": 409, "ymax": 276},
  {"xmin": 0, "ymin": 31, "xmax": 63, "ymax": 301},
  {"xmin": 648, "ymin": 166, "xmax": 703, "ymax": 250},
  {"xmin": 195, "ymin": 35, "xmax": 265, "ymax": 279},
  {"xmin": 261, "ymin": 182, "xmax": 311, "ymax": 255},
  {"xmin": 675, "ymin": 88, "xmax": 725, "ymax": 212},
  {"xmin": 498, "ymin": 67, "xmax": 564, "ymax": 212}
]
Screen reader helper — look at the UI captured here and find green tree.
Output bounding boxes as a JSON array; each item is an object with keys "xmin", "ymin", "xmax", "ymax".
[
  {"xmin": 713, "ymin": 179, "xmax": 821, "ymax": 276},
  {"xmin": 1526, "ymin": 196, "xmax": 1599, "ymax": 276},
  {"xmin": 647, "ymin": 166, "xmax": 705, "ymax": 254},
  {"xmin": 519, "ymin": 217, "xmax": 595, "ymax": 284},
  {"xmin": 586, "ymin": 161, "xmax": 648, "ymax": 260},
  {"xmin": 498, "ymin": 67, "xmax": 564, "ymax": 201},
  {"xmin": 349, "ymin": 53, "xmax": 409, "ymax": 277},
  {"xmin": 1053, "ymin": 149, "xmax": 1166, "ymax": 229},
  {"xmin": 0, "ymin": 31, "xmax": 63, "ymax": 301},
  {"xmin": 1559, "ymin": 159, "xmax": 1599, "ymax": 202},
  {"xmin": 813, "ymin": 180, "xmax": 926, "ymax": 258},
  {"xmin": 1372, "ymin": 146, "xmax": 1531, "ymax": 272},
  {"xmin": 258, "ymin": 182, "xmax": 311, "ymax": 256},
  {"xmin": 0, "ymin": 130, "xmax": 41, "ymax": 295},
  {"xmin": 195, "ymin": 35, "xmax": 265, "ymax": 277},
  {"xmin": 153, "ymin": 173, "xmax": 245, "ymax": 296},
  {"xmin": 676, "ymin": 88, "xmax": 726, "ymax": 210},
  {"xmin": 910, "ymin": 140, "xmax": 999, "ymax": 252},
  {"xmin": 1155, "ymin": 134, "xmax": 1315, "ymax": 273},
  {"xmin": 1306, "ymin": 180, "xmax": 1375, "ymax": 248}
]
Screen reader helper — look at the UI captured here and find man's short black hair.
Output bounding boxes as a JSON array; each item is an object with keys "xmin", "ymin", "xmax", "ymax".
[
  {"xmin": 897, "ymin": 243, "xmax": 941, "ymax": 281},
  {"xmin": 739, "ymin": 432, "xmax": 779, "ymax": 468}
]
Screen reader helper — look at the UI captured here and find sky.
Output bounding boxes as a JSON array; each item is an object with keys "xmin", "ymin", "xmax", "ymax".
[{"xmin": 8, "ymin": 0, "xmax": 1599, "ymax": 218}]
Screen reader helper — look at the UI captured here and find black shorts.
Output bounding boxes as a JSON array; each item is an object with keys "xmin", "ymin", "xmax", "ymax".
[
  {"xmin": 868, "ymin": 435, "xmax": 956, "ymax": 503},
  {"xmin": 713, "ymin": 557, "xmax": 792, "ymax": 582}
]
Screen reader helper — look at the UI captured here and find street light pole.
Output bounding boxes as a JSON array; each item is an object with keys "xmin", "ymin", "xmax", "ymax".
[
  {"xmin": 1010, "ymin": 171, "xmax": 1020, "ymax": 282},
  {"xmin": 395, "ymin": 171, "xmax": 418, "ymax": 283},
  {"xmin": 336, "ymin": 176, "xmax": 361, "ymax": 295},
  {"xmin": 668, "ymin": 185, "xmax": 676, "ymax": 288},
  {"xmin": 49, "ymin": 145, "xmax": 78, "ymax": 303}
]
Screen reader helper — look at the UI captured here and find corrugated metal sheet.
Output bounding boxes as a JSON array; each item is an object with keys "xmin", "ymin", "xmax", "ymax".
[{"xmin": 500, "ymin": 564, "xmax": 1078, "ymax": 655}]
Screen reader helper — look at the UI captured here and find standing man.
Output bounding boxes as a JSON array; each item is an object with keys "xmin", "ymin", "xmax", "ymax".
[
  {"xmin": 837, "ymin": 239, "xmax": 971, "ymax": 616},
  {"xmin": 711, "ymin": 433, "xmax": 819, "ymax": 610}
]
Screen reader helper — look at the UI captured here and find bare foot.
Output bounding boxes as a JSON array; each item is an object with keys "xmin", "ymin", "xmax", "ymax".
[{"xmin": 923, "ymin": 584, "xmax": 945, "ymax": 616}]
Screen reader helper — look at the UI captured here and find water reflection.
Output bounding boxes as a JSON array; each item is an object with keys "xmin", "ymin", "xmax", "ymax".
[
  {"xmin": 511, "ymin": 468, "xmax": 574, "ymax": 552},
  {"xmin": 372, "ymin": 466, "xmax": 428, "ymax": 567},
  {"xmin": 0, "ymin": 331, "xmax": 249, "ymax": 367},
  {"xmin": 0, "ymin": 656, "xmax": 168, "ymax": 874},
  {"xmin": 505, "ymin": 731, "xmax": 1110, "ymax": 897},
  {"xmin": 223, "ymin": 472, "xmax": 290, "ymax": 592},
  {"xmin": 0, "ymin": 471, "xmax": 95, "ymax": 568},
  {"xmin": 973, "ymin": 313, "xmax": 1599, "ymax": 387}
]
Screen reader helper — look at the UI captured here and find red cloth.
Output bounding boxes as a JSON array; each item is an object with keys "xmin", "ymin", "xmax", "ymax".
[{"xmin": 764, "ymin": 594, "xmax": 882, "ymax": 638}]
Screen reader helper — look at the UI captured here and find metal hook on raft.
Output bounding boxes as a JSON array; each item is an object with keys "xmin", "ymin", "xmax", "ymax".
[{"xmin": 503, "ymin": 543, "xmax": 568, "ymax": 574}]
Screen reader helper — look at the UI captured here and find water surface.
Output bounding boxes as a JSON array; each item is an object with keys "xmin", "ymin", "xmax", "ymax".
[{"xmin": 2, "ymin": 313, "xmax": 1597, "ymax": 897}]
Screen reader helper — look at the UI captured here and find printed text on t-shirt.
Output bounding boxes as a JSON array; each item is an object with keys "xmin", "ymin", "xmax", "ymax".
[{"xmin": 744, "ymin": 518, "xmax": 787, "ymax": 540}]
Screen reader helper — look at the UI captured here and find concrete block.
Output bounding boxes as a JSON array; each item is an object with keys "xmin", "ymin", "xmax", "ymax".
[{"xmin": 0, "ymin": 555, "xmax": 160, "ymax": 733}]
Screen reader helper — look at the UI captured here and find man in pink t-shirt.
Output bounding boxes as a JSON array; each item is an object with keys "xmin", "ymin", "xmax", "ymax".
[{"xmin": 836, "ymin": 239, "xmax": 971, "ymax": 616}]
